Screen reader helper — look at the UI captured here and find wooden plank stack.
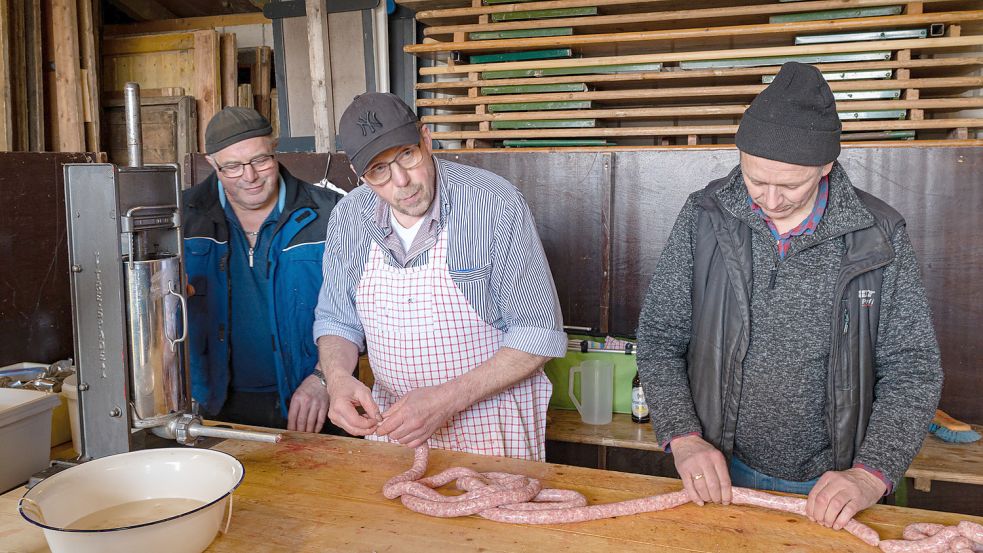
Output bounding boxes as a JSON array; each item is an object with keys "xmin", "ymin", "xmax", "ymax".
[
  {"xmin": 101, "ymin": 30, "xmax": 226, "ymax": 152},
  {"xmin": 399, "ymin": 0, "xmax": 983, "ymax": 149},
  {"xmin": 0, "ymin": 0, "xmax": 100, "ymax": 153}
]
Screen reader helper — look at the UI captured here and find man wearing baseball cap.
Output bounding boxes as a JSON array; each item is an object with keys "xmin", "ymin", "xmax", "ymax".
[
  {"xmin": 636, "ymin": 62, "xmax": 941, "ymax": 528},
  {"xmin": 312, "ymin": 93, "xmax": 566, "ymax": 461},
  {"xmin": 183, "ymin": 107, "xmax": 344, "ymax": 433}
]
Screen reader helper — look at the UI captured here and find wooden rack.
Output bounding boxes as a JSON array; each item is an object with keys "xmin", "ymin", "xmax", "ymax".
[{"xmin": 399, "ymin": 0, "xmax": 983, "ymax": 149}]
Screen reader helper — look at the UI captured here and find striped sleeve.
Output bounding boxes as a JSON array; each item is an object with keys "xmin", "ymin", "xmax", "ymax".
[
  {"xmin": 312, "ymin": 194, "xmax": 369, "ymax": 350},
  {"xmin": 488, "ymin": 186, "xmax": 567, "ymax": 358}
]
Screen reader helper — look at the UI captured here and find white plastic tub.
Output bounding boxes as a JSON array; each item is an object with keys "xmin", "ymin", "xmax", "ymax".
[
  {"xmin": 19, "ymin": 448, "xmax": 244, "ymax": 553},
  {"xmin": 0, "ymin": 388, "xmax": 61, "ymax": 492}
]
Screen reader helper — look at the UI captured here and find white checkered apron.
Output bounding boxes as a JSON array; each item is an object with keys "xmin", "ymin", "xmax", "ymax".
[{"xmin": 355, "ymin": 228, "xmax": 550, "ymax": 460}]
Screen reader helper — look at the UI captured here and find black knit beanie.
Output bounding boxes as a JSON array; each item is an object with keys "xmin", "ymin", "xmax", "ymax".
[{"xmin": 735, "ymin": 62, "xmax": 841, "ymax": 166}]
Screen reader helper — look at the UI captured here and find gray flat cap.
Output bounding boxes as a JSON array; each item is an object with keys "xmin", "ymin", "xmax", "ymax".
[{"xmin": 205, "ymin": 107, "xmax": 273, "ymax": 154}]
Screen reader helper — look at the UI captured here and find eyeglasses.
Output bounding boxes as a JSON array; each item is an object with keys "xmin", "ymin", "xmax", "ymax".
[
  {"xmin": 216, "ymin": 154, "xmax": 276, "ymax": 178},
  {"xmin": 361, "ymin": 145, "xmax": 425, "ymax": 186}
]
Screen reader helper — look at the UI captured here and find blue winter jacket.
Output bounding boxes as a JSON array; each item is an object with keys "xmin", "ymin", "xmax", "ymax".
[{"xmin": 182, "ymin": 167, "xmax": 341, "ymax": 417}]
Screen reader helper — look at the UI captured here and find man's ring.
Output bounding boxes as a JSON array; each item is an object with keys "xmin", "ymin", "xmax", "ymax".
[{"xmin": 692, "ymin": 473, "xmax": 704, "ymax": 481}]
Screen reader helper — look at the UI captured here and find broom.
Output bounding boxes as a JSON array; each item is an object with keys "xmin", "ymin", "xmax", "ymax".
[{"xmin": 928, "ymin": 409, "xmax": 981, "ymax": 443}]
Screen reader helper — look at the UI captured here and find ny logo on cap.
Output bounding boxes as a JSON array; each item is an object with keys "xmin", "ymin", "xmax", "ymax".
[{"xmin": 357, "ymin": 111, "xmax": 383, "ymax": 136}]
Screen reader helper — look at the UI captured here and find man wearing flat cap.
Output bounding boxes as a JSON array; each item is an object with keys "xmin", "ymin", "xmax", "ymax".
[
  {"xmin": 183, "ymin": 107, "xmax": 343, "ymax": 433},
  {"xmin": 311, "ymin": 93, "xmax": 566, "ymax": 460},
  {"xmin": 636, "ymin": 62, "xmax": 942, "ymax": 527}
]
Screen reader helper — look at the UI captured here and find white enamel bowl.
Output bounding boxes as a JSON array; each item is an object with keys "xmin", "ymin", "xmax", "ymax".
[{"xmin": 19, "ymin": 448, "xmax": 244, "ymax": 553}]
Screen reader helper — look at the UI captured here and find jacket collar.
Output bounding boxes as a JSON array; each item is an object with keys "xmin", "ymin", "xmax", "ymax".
[{"xmin": 711, "ymin": 161, "xmax": 877, "ymax": 254}]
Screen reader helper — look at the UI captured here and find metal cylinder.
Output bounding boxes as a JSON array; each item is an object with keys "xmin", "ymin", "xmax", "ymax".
[
  {"xmin": 123, "ymin": 82, "xmax": 143, "ymax": 167},
  {"xmin": 125, "ymin": 255, "xmax": 189, "ymax": 425},
  {"xmin": 188, "ymin": 422, "xmax": 282, "ymax": 443}
]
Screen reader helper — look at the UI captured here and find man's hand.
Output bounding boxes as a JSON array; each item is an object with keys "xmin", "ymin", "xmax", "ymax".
[
  {"xmin": 325, "ymin": 371, "xmax": 382, "ymax": 436},
  {"xmin": 669, "ymin": 435, "xmax": 732, "ymax": 506},
  {"xmin": 806, "ymin": 468, "xmax": 886, "ymax": 530},
  {"xmin": 287, "ymin": 374, "xmax": 329, "ymax": 433},
  {"xmin": 374, "ymin": 386, "xmax": 459, "ymax": 448}
]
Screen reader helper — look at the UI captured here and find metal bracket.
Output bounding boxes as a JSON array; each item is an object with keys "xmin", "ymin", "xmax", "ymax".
[{"xmin": 263, "ymin": 0, "xmax": 380, "ymax": 19}]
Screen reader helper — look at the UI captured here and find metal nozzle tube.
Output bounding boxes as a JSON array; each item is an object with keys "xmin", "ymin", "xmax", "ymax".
[
  {"xmin": 188, "ymin": 422, "xmax": 282, "ymax": 443},
  {"xmin": 124, "ymin": 82, "xmax": 143, "ymax": 167}
]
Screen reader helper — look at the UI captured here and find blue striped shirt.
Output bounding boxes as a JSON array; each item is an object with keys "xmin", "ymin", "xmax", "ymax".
[{"xmin": 313, "ymin": 157, "xmax": 567, "ymax": 358}]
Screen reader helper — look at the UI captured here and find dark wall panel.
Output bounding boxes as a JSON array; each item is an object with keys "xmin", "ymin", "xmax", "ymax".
[
  {"xmin": 611, "ymin": 149, "xmax": 738, "ymax": 337},
  {"xmin": 0, "ymin": 153, "xmax": 100, "ymax": 366},
  {"xmin": 441, "ymin": 151, "xmax": 612, "ymax": 332}
]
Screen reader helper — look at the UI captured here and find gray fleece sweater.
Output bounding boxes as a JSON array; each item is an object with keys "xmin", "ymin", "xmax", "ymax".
[{"xmin": 636, "ymin": 163, "xmax": 942, "ymax": 485}]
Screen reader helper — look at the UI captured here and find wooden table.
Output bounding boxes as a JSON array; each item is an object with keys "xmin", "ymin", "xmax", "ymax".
[
  {"xmin": 3, "ymin": 432, "xmax": 982, "ymax": 552},
  {"xmin": 546, "ymin": 409, "xmax": 983, "ymax": 492}
]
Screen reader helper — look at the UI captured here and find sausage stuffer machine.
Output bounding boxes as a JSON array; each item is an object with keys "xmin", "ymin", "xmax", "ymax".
[{"xmin": 63, "ymin": 82, "xmax": 279, "ymax": 461}]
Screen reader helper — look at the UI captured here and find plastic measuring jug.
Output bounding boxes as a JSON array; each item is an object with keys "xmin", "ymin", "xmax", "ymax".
[{"xmin": 568, "ymin": 360, "xmax": 614, "ymax": 425}]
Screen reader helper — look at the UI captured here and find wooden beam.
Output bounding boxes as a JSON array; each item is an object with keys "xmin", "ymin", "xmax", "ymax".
[
  {"xmin": 419, "ymin": 35, "xmax": 983, "ymax": 76},
  {"xmin": 50, "ymin": 0, "xmax": 84, "ymax": 152},
  {"xmin": 9, "ymin": 0, "xmax": 29, "ymax": 150},
  {"xmin": 407, "ymin": 10, "xmax": 983, "ymax": 55},
  {"xmin": 102, "ymin": 33, "xmax": 196, "ymax": 56},
  {"xmin": 306, "ymin": 0, "xmax": 336, "ymax": 152},
  {"xmin": 105, "ymin": 0, "xmax": 175, "ymax": 22},
  {"xmin": 25, "ymin": 0, "xmax": 43, "ymax": 151},
  {"xmin": 423, "ymin": 0, "xmax": 957, "ymax": 36},
  {"xmin": 415, "ymin": 56, "xmax": 983, "ymax": 92},
  {"xmin": 103, "ymin": 12, "xmax": 270, "ymax": 37},
  {"xmin": 193, "ymin": 30, "xmax": 221, "ymax": 151},
  {"xmin": 221, "ymin": 33, "xmax": 238, "ymax": 108},
  {"xmin": 429, "ymin": 118, "xmax": 983, "ymax": 140},
  {"xmin": 412, "ymin": 0, "xmax": 947, "ymax": 23},
  {"xmin": 416, "ymin": 76, "xmax": 983, "ymax": 108},
  {"xmin": 238, "ymin": 83, "xmax": 254, "ymax": 108},
  {"xmin": 78, "ymin": 0, "xmax": 100, "ymax": 152},
  {"xmin": 0, "ymin": 0, "xmax": 12, "ymax": 151},
  {"xmin": 420, "ymin": 98, "xmax": 983, "ymax": 124}
]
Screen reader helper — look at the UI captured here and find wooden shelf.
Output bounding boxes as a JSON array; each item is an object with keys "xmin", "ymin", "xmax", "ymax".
[{"xmin": 404, "ymin": 0, "xmax": 983, "ymax": 149}]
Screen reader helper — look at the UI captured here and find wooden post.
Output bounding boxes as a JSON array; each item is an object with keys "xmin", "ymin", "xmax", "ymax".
[
  {"xmin": 237, "ymin": 83, "xmax": 254, "ymax": 109},
  {"xmin": 896, "ymin": 50, "xmax": 923, "ymax": 121},
  {"xmin": 26, "ymin": 0, "xmax": 43, "ymax": 151},
  {"xmin": 192, "ymin": 30, "xmax": 221, "ymax": 151},
  {"xmin": 78, "ymin": 0, "xmax": 100, "ymax": 152},
  {"xmin": 9, "ymin": 0, "xmax": 29, "ymax": 151},
  {"xmin": 220, "ymin": 33, "xmax": 238, "ymax": 108},
  {"xmin": 50, "ymin": 0, "xmax": 85, "ymax": 152},
  {"xmin": 464, "ymin": 0, "xmax": 484, "ymax": 149},
  {"xmin": 306, "ymin": 0, "xmax": 336, "ymax": 152},
  {"xmin": 0, "ymin": 0, "xmax": 12, "ymax": 151}
]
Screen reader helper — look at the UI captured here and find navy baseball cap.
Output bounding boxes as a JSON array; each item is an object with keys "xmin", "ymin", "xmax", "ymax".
[{"xmin": 338, "ymin": 93, "xmax": 421, "ymax": 176}]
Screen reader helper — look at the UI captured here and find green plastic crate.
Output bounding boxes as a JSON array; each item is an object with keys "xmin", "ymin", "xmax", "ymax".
[{"xmin": 544, "ymin": 335, "xmax": 637, "ymax": 414}]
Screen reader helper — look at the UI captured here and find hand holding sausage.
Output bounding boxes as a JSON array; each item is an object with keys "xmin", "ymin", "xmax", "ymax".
[
  {"xmin": 669, "ymin": 434, "xmax": 732, "ymax": 506},
  {"xmin": 806, "ymin": 467, "xmax": 886, "ymax": 531},
  {"xmin": 375, "ymin": 385, "xmax": 459, "ymax": 448},
  {"xmin": 325, "ymin": 372, "xmax": 382, "ymax": 436}
]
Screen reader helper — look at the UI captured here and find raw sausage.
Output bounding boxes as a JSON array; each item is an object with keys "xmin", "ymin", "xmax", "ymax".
[{"xmin": 382, "ymin": 446, "xmax": 881, "ymax": 546}]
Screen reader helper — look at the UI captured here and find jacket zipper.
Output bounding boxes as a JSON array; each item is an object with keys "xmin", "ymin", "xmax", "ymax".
[
  {"xmin": 248, "ymin": 246, "xmax": 254, "ymax": 268},
  {"xmin": 827, "ymin": 256, "xmax": 892, "ymax": 468}
]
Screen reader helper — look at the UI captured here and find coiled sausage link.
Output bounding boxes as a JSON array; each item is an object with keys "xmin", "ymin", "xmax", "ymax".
[{"xmin": 382, "ymin": 447, "xmax": 882, "ymax": 546}]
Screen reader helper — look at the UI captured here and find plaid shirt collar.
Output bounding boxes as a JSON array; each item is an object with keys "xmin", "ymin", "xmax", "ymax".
[{"xmin": 748, "ymin": 176, "xmax": 829, "ymax": 258}]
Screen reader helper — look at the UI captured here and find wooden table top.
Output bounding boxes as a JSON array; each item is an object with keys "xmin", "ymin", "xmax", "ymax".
[
  {"xmin": 3, "ymin": 431, "xmax": 982, "ymax": 553},
  {"xmin": 546, "ymin": 409, "xmax": 983, "ymax": 486}
]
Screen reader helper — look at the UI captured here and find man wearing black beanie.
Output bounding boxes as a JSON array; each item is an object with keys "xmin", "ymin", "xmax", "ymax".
[{"xmin": 637, "ymin": 62, "xmax": 942, "ymax": 531}]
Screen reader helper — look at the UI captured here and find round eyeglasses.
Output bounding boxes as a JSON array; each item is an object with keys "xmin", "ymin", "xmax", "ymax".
[
  {"xmin": 217, "ymin": 154, "xmax": 276, "ymax": 178},
  {"xmin": 361, "ymin": 146, "xmax": 425, "ymax": 186}
]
